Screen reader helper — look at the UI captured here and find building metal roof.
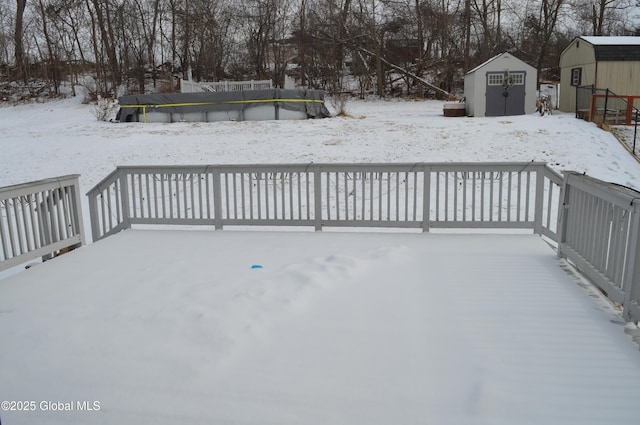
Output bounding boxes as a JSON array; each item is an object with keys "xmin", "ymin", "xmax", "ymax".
[{"xmin": 580, "ymin": 36, "xmax": 640, "ymax": 61}]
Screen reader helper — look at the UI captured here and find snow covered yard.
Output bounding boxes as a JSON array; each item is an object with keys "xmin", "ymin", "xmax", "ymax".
[
  {"xmin": 1, "ymin": 97, "xmax": 640, "ymax": 196},
  {"xmin": 2, "ymin": 98, "xmax": 640, "ymax": 424},
  {"xmin": 1, "ymin": 229, "xmax": 640, "ymax": 424},
  {"xmin": 611, "ymin": 124, "xmax": 640, "ymax": 158}
]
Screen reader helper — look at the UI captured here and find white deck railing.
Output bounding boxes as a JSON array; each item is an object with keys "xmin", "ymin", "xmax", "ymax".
[
  {"xmin": 86, "ymin": 162, "xmax": 562, "ymax": 241},
  {"xmin": 0, "ymin": 175, "xmax": 85, "ymax": 271},
  {"xmin": 558, "ymin": 172, "xmax": 640, "ymax": 322}
]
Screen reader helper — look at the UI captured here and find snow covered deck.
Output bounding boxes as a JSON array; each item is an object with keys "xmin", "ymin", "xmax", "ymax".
[{"xmin": 1, "ymin": 229, "xmax": 640, "ymax": 424}]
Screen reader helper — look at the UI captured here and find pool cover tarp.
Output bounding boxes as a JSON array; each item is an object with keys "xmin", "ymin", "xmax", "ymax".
[{"xmin": 116, "ymin": 89, "xmax": 331, "ymax": 122}]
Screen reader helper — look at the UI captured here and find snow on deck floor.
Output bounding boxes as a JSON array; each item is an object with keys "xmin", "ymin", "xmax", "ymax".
[{"xmin": 1, "ymin": 230, "xmax": 640, "ymax": 424}]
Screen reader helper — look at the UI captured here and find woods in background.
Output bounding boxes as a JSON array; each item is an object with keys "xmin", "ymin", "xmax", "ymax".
[{"xmin": 1, "ymin": 0, "xmax": 638, "ymax": 100}]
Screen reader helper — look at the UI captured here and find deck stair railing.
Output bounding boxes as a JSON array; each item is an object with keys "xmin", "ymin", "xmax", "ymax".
[
  {"xmin": 0, "ymin": 175, "xmax": 85, "ymax": 271},
  {"xmin": 558, "ymin": 172, "xmax": 640, "ymax": 322}
]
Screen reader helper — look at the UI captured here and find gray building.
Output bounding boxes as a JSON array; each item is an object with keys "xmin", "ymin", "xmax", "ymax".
[{"xmin": 464, "ymin": 52, "xmax": 537, "ymax": 117}]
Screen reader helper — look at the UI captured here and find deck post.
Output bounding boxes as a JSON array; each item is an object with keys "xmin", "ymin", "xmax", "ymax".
[
  {"xmin": 623, "ymin": 201, "xmax": 640, "ymax": 322},
  {"xmin": 422, "ymin": 165, "xmax": 431, "ymax": 232},
  {"xmin": 212, "ymin": 168, "xmax": 224, "ymax": 230},
  {"xmin": 314, "ymin": 164, "xmax": 323, "ymax": 231},
  {"xmin": 533, "ymin": 165, "xmax": 545, "ymax": 235},
  {"xmin": 119, "ymin": 170, "xmax": 131, "ymax": 231},
  {"xmin": 70, "ymin": 177, "xmax": 86, "ymax": 247},
  {"xmin": 88, "ymin": 187, "xmax": 100, "ymax": 242},
  {"xmin": 556, "ymin": 172, "xmax": 570, "ymax": 259}
]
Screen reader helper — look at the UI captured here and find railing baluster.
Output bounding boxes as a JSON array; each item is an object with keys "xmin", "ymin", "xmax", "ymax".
[
  {"xmin": 189, "ymin": 174, "xmax": 195, "ymax": 219},
  {"xmin": 237, "ymin": 172, "xmax": 243, "ymax": 220},
  {"xmin": 444, "ymin": 172, "xmax": 449, "ymax": 222},
  {"xmin": 498, "ymin": 172, "xmax": 503, "ymax": 222},
  {"xmin": 6, "ymin": 198, "xmax": 17, "ymax": 256},
  {"xmin": 257, "ymin": 173, "xmax": 263, "ymax": 220},
  {"xmin": 184, "ymin": 174, "xmax": 191, "ymax": 219},
  {"xmin": 395, "ymin": 172, "xmax": 399, "ymax": 221},
  {"xmin": 546, "ymin": 178, "xmax": 553, "ymax": 229},
  {"xmin": 489, "ymin": 172, "xmax": 494, "ymax": 222},
  {"xmin": 167, "ymin": 174, "xmax": 174, "ymax": 219},
  {"xmin": 480, "ymin": 172, "xmax": 484, "ymax": 221},
  {"xmin": 161, "ymin": 174, "xmax": 167, "ymax": 219},
  {"xmin": 139, "ymin": 173, "xmax": 144, "ymax": 218},
  {"xmin": 28, "ymin": 194, "xmax": 39, "ymax": 250},
  {"xmin": 146, "ymin": 174, "xmax": 152, "ymax": 219},
  {"xmin": 507, "ymin": 173, "xmax": 512, "ymax": 222},
  {"xmin": 525, "ymin": 171, "xmax": 531, "ymax": 222},
  {"xmin": 224, "ymin": 173, "xmax": 231, "ymax": 220},
  {"xmin": 130, "ymin": 175, "xmax": 138, "ymax": 219},
  {"xmin": 435, "ymin": 172, "xmax": 441, "ymax": 221},
  {"xmin": 517, "ymin": 172, "xmax": 522, "ymax": 222},
  {"xmin": 249, "ymin": 173, "xmax": 254, "ymax": 220}
]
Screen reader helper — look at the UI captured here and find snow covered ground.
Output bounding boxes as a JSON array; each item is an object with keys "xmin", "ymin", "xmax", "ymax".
[
  {"xmin": 3, "ymin": 95, "xmax": 639, "ymax": 244},
  {"xmin": 1, "ymin": 96, "xmax": 639, "ymax": 195},
  {"xmin": 611, "ymin": 124, "xmax": 640, "ymax": 157},
  {"xmin": 2, "ymin": 97, "xmax": 640, "ymax": 424}
]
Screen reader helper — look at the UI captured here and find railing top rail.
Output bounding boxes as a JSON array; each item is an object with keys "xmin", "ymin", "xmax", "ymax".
[
  {"xmin": 88, "ymin": 162, "xmax": 554, "ymax": 195},
  {"xmin": 565, "ymin": 171, "xmax": 640, "ymax": 208},
  {"xmin": 113, "ymin": 161, "xmax": 550, "ymax": 170},
  {"xmin": 1, "ymin": 174, "xmax": 80, "ymax": 199},
  {"xmin": 544, "ymin": 167, "xmax": 563, "ymax": 185},
  {"xmin": 86, "ymin": 168, "xmax": 121, "ymax": 197}
]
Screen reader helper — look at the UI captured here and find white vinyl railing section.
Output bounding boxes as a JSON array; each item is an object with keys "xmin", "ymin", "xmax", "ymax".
[
  {"xmin": 0, "ymin": 175, "xmax": 85, "ymax": 271},
  {"xmin": 86, "ymin": 162, "xmax": 562, "ymax": 242},
  {"xmin": 558, "ymin": 172, "xmax": 640, "ymax": 322},
  {"xmin": 180, "ymin": 79, "xmax": 273, "ymax": 93}
]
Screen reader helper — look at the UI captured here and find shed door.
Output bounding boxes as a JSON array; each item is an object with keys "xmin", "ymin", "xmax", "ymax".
[{"xmin": 485, "ymin": 71, "xmax": 526, "ymax": 116}]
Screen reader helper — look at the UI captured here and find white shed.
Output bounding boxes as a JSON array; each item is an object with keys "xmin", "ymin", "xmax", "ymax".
[{"xmin": 464, "ymin": 53, "xmax": 537, "ymax": 117}]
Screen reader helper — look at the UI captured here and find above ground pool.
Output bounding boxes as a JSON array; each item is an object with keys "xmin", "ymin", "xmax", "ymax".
[{"xmin": 115, "ymin": 89, "xmax": 332, "ymax": 123}]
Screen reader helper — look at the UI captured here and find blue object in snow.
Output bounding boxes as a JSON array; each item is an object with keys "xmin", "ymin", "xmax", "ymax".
[{"xmin": 251, "ymin": 264, "xmax": 263, "ymax": 269}]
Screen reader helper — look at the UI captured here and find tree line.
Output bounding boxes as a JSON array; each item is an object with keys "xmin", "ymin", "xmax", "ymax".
[{"xmin": 1, "ymin": 0, "xmax": 638, "ymax": 100}]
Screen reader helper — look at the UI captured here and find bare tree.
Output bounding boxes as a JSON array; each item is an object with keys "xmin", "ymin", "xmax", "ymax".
[
  {"xmin": 0, "ymin": 2, "xmax": 13, "ymax": 68},
  {"xmin": 523, "ymin": 0, "xmax": 566, "ymax": 76},
  {"xmin": 90, "ymin": 0, "xmax": 121, "ymax": 95},
  {"xmin": 133, "ymin": 0, "xmax": 161, "ymax": 87},
  {"xmin": 189, "ymin": 0, "xmax": 233, "ymax": 81},
  {"xmin": 47, "ymin": 0, "xmax": 93, "ymax": 95},
  {"xmin": 36, "ymin": 0, "xmax": 60, "ymax": 94},
  {"xmin": 236, "ymin": 0, "xmax": 272, "ymax": 79},
  {"xmin": 471, "ymin": 0, "xmax": 502, "ymax": 59},
  {"xmin": 463, "ymin": 0, "xmax": 471, "ymax": 68},
  {"xmin": 568, "ymin": 0, "xmax": 636, "ymax": 35},
  {"xmin": 15, "ymin": 0, "xmax": 27, "ymax": 82}
]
